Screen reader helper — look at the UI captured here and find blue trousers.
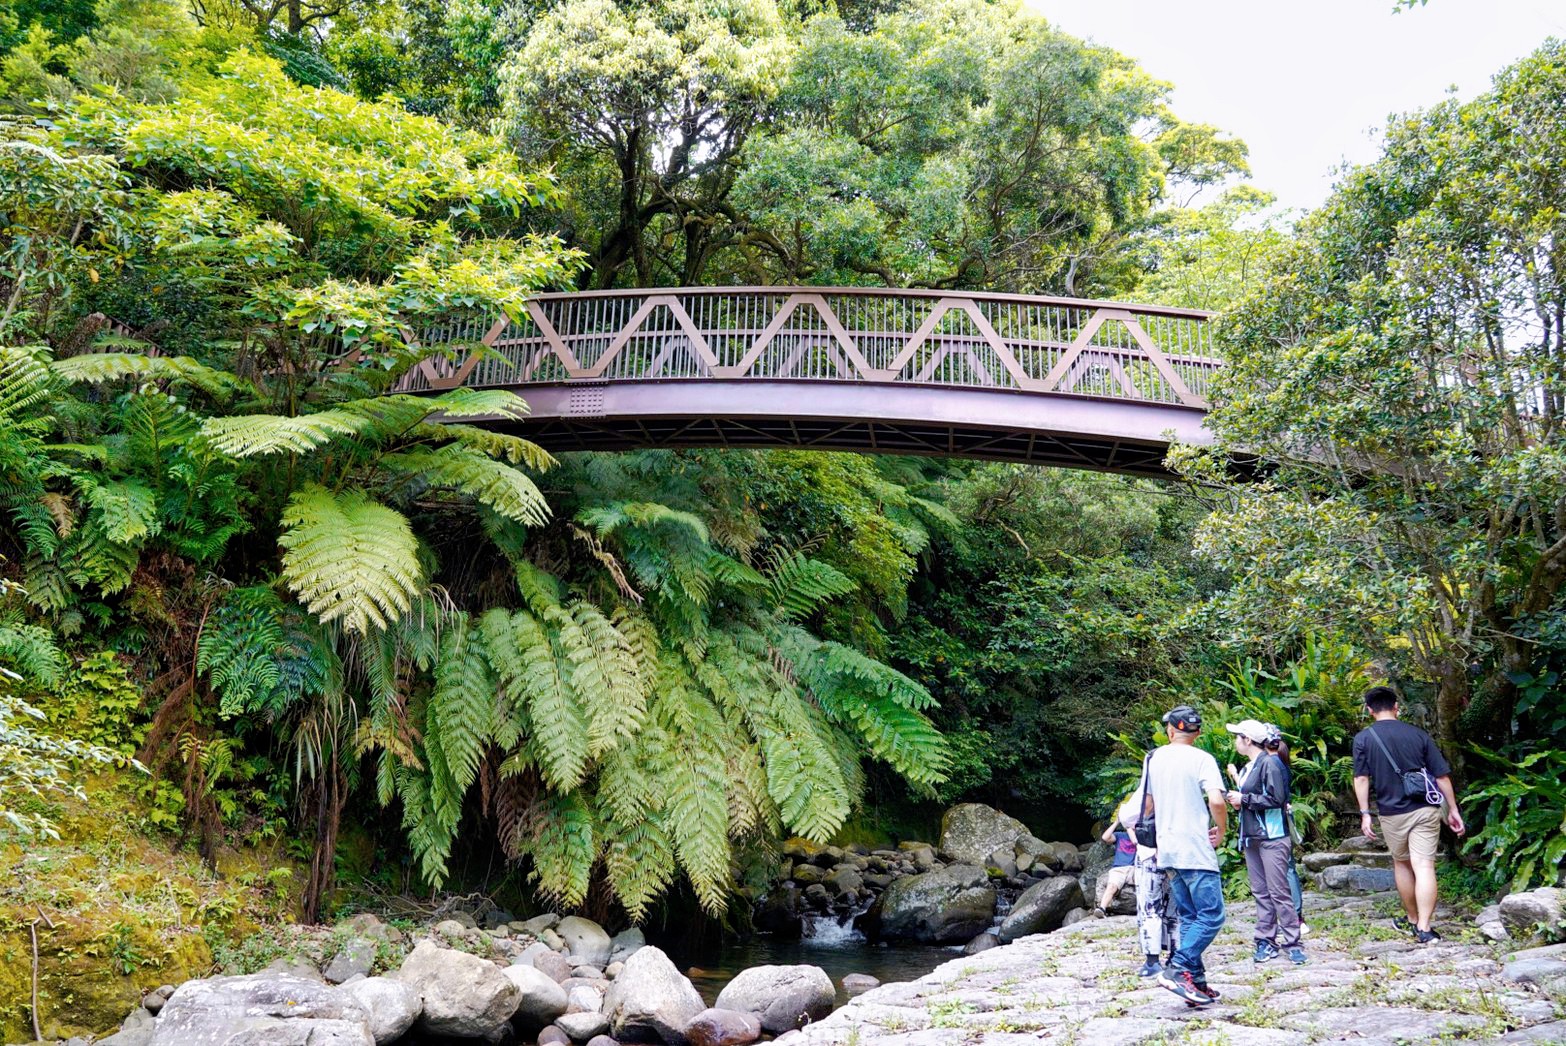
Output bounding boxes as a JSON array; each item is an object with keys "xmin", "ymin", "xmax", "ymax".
[{"xmin": 1165, "ymin": 868, "xmax": 1226, "ymax": 979}]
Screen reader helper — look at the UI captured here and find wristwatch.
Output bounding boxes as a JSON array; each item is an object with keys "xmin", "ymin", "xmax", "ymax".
[{"xmin": 1359, "ymin": 810, "xmax": 1373, "ymax": 816}]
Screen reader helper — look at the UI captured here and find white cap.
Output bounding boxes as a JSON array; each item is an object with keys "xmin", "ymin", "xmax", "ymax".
[{"xmin": 1225, "ymin": 719, "xmax": 1271, "ymax": 743}]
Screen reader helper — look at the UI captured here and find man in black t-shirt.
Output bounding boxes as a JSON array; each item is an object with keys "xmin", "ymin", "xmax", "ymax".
[{"xmin": 1351, "ymin": 686, "xmax": 1465, "ymax": 943}]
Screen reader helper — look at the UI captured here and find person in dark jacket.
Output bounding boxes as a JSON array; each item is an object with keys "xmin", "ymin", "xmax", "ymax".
[{"xmin": 1225, "ymin": 718, "xmax": 1306, "ymax": 965}]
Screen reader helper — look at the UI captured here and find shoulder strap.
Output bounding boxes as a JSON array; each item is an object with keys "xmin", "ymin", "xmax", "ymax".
[
  {"xmin": 1364, "ymin": 723, "xmax": 1406, "ymax": 774},
  {"xmin": 1139, "ymin": 749, "xmax": 1155, "ymax": 819}
]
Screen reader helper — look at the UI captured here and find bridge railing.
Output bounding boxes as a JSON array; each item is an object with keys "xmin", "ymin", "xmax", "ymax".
[{"xmin": 399, "ymin": 287, "xmax": 1220, "ymax": 410}]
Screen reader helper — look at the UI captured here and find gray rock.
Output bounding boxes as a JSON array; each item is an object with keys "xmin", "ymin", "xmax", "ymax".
[
  {"xmin": 997, "ymin": 876, "xmax": 1087, "ymax": 942},
  {"xmin": 1501, "ymin": 888, "xmax": 1566, "ymax": 944},
  {"xmin": 606, "ymin": 962, "xmax": 625, "ymax": 979},
  {"xmin": 338, "ymin": 977, "xmax": 421, "ymax": 1044},
  {"xmin": 874, "ymin": 864, "xmax": 996, "ymax": 943},
  {"xmin": 96, "ymin": 1007, "xmax": 154, "ymax": 1046},
  {"xmin": 840, "ymin": 973, "xmax": 878, "ymax": 994},
  {"xmin": 611, "ymin": 927, "xmax": 646, "ymax": 964},
  {"xmin": 558, "ymin": 1011, "xmax": 613, "ymax": 1040},
  {"xmin": 714, "ymin": 964, "xmax": 834, "ymax": 1034},
  {"xmin": 790, "ymin": 864, "xmax": 825, "ymax": 884},
  {"xmin": 397, "ymin": 940, "xmax": 522, "ymax": 1038},
  {"xmin": 963, "ymin": 931, "xmax": 1000, "ymax": 954},
  {"xmin": 535, "ymin": 949, "xmax": 575, "ymax": 983},
  {"xmin": 1061, "ymin": 906, "xmax": 1091, "ymax": 927},
  {"xmin": 151, "ymin": 974, "xmax": 373, "ymax": 1046},
  {"xmin": 1301, "ymin": 852, "xmax": 1353, "ymax": 872},
  {"xmin": 603, "ymin": 945, "xmax": 706, "ymax": 1044},
  {"xmin": 434, "ymin": 918, "xmax": 471, "ymax": 938},
  {"xmin": 939, "ymin": 803, "xmax": 1030, "ymax": 865},
  {"xmin": 543, "ymin": 928, "xmax": 568, "ymax": 952},
  {"xmin": 1503, "ymin": 957, "xmax": 1566, "ymax": 985},
  {"xmin": 568, "ymin": 984, "xmax": 606, "ymax": 1014},
  {"xmin": 519, "ymin": 942, "xmax": 555, "ymax": 968},
  {"xmin": 540, "ymin": 1025, "xmax": 571, "ymax": 1045},
  {"xmin": 449, "ymin": 910, "xmax": 480, "ymax": 929},
  {"xmin": 826, "ymin": 867, "xmax": 864, "ymax": 894},
  {"xmin": 1316, "ymin": 864, "xmax": 1396, "ymax": 893},
  {"xmin": 506, "ymin": 963, "xmax": 571, "ymax": 1029},
  {"xmin": 523, "ymin": 914, "xmax": 562, "ymax": 935},
  {"xmin": 324, "ymin": 938, "xmax": 378, "ymax": 984},
  {"xmin": 985, "ymin": 846, "xmax": 1018, "ymax": 878},
  {"xmin": 1045, "ymin": 841, "xmax": 1083, "ymax": 872},
  {"xmin": 684, "ymin": 1008, "xmax": 762, "ymax": 1046},
  {"xmin": 586, "ymin": 1037, "xmax": 619, "ymax": 1046},
  {"xmin": 558, "ymin": 916, "xmax": 615, "ymax": 967}
]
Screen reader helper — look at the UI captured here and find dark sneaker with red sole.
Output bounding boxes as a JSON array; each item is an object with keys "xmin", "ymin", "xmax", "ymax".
[{"xmin": 1157, "ymin": 970, "xmax": 1213, "ymax": 1006}]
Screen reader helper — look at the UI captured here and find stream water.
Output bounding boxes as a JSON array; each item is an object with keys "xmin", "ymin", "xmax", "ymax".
[{"xmin": 666, "ymin": 914, "xmax": 959, "ymax": 1008}]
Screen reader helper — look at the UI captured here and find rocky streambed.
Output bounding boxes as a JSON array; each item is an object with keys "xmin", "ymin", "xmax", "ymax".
[{"xmin": 755, "ymin": 804, "xmax": 1119, "ymax": 952}]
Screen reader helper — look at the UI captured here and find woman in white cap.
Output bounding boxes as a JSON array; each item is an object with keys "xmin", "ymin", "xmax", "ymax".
[{"xmin": 1225, "ymin": 718, "xmax": 1307, "ymax": 964}]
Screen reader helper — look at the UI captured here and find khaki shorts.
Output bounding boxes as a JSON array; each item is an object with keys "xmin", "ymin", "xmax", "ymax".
[
  {"xmin": 1098, "ymin": 863, "xmax": 1134, "ymax": 901},
  {"xmin": 1379, "ymin": 805, "xmax": 1442, "ymax": 863}
]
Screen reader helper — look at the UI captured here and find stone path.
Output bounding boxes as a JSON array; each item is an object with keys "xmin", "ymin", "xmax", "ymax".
[{"xmin": 781, "ymin": 892, "xmax": 1566, "ymax": 1045}]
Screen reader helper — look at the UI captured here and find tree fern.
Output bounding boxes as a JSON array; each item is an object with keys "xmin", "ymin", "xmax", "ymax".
[
  {"xmin": 413, "ymin": 422, "xmax": 556, "ymax": 470},
  {"xmin": 648, "ymin": 663, "xmax": 734, "ymax": 912},
  {"xmin": 0, "ymin": 621, "xmax": 64, "ymax": 685},
  {"xmin": 51, "ymin": 352, "xmax": 248, "ymax": 398},
  {"xmin": 380, "ymin": 441, "xmax": 557, "ymax": 526},
  {"xmin": 202, "ymin": 409, "xmax": 373, "ymax": 457},
  {"xmin": 763, "ymin": 549, "xmax": 857, "ymax": 621},
  {"xmin": 481, "ymin": 608, "xmax": 588, "ymax": 791},
  {"xmin": 279, "ymin": 485, "xmax": 425, "ymax": 634},
  {"xmin": 601, "ymin": 812, "xmax": 676, "ymax": 921},
  {"xmin": 526, "ymin": 789, "xmax": 597, "ymax": 908}
]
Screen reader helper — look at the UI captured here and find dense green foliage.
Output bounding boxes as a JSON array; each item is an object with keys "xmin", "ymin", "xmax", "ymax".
[{"xmin": 4, "ymin": 0, "xmax": 1563, "ymax": 927}]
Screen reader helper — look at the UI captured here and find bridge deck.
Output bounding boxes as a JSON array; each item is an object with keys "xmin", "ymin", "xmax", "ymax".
[{"xmin": 397, "ymin": 287, "xmax": 1221, "ymax": 477}]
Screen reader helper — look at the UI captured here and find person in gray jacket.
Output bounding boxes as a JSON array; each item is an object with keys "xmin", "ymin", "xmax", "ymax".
[{"xmin": 1225, "ymin": 719, "xmax": 1306, "ymax": 965}]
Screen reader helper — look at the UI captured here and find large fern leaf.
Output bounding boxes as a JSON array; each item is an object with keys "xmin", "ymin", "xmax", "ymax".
[
  {"xmin": 202, "ymin": 409, "xmax": 373, "ymax": 457},
  {"xmin": 278, "ymin": 485, "xmax": 425, "ymax": 634},
  {"xmin": 51, "ymin": 353, "xmax": 248, "ymax": 398},
  {"xmin": 527, "ymin": 790, "xmax": 597, "ymax": 908},
  {"xmin": 381, "ymin": 445, "xmax": 551, "ymax": 526}
]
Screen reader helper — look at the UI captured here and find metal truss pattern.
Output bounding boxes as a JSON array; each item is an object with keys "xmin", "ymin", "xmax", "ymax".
[{"xmin": 393, "ymin": 287, "xmax": 1223, "ymax": 476}]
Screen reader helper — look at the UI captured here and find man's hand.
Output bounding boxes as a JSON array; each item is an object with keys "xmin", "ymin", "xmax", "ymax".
[
  {"xmin": 1208, "ymin": 825, "xmax": 1222, "ymax": 847},
  {"xmin": 1447, "ymin": 809, "xmax": 1466, "ymax": 836},
  {"xmin": 1360, "ymin": 813, "xmax": 1378, "ymax": 840}
]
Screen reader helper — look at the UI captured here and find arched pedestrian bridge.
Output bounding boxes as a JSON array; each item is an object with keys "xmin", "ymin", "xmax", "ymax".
[{"xmin": 401, "ymin": 287, "xmax": 1221, "ymax": 479}]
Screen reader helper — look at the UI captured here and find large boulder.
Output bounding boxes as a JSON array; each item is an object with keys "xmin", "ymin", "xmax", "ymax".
[
  {"xmin": 997, "ymin": 877, "xmax": 1086, "ymax": 942},
  {"xmin": 505, "ymin": 963, "xmax": 571, "ymax": 1029},
  {"xmin": 873, "ymin": 864, "xmax": 996, "ymax": 943},
  {"xmin": 939, "ymin": 804, "xmax": 1030, "ymax": 865},
  {"xmin": 396, "ymin": 940, "xmax": 522, "ymax": 1038},
  {"xmin": 151, "ymin": 974, "xmax": 373, "ymax": 1046},
  {"xmin": 558, "ymin": 916, "xmax": 615, "ymax": 967},
  {"xmin": 603, "ymin": 945, "xmax": 706, "ymax": 1044},
  {"xmin": 338, "ymin": 977, "xmax": 421, "ymax": 1045},
  {"xmin": 1316, "ymin": 865, "xmax": 1396, "ymax": 894},
  {"xmin": 713, "ymin": 965, "xmax": 834, "ymax": 1034},
  {"xmin": 684, "ymin": 1008, "xmax": 763, "ymax": 1046},
  {"xmin": 1502, "ymin": 889, "xmax": 1566, "ymax": 944}
]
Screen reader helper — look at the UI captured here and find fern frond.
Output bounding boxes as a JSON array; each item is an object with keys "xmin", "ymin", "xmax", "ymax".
[
  {"xmin": 428, "ymin": 614, "xmax": 495, "ymax": 810},
  {"xmin": 202, "ymin": 409, "xmax": 372, "ymax": 457},
  {"xmin": 0, "ymin": 622, "xmax": 64, "ymax": 684},
  {"xmin": 601, "ymin": 813, "xmax": 676, "ymax": 922},
  {"xmin": 481, "ymin": 608, "xmax": 588, "ymax": 791},
  {"xmin": 279, "ymin": 485, "xmax": 425, "ymax": 634},
  {"xmin": 412, "ymin": 422, "xmax": 557, "ymax": 470},
  {"xmin": 567, "ymin": 600, "xmax": 645, "ymax": 756},
  {"xmin": 381, "ymin": 445, "xmax": 551, "ymax": 526},
  {"xmin": 51, "ymin": 353, "xmax": 248, "ymax": 398},
  {"xmin": 648, "ymin": 663, "xmax": 732, "ymax": 912},
  {"xmin": 526, "ymin": 790, "xmax": 597, "ymax": 909},
  {"xmin": 764, "ymin": 549, "xmax": 857, "ymax": 621},
  {"xmin": 78, "ymin": 477, "xmax": 160, "ymax": 544},
  {"xmin": 422, "ymin": 387, "xmax": 533, "ymax": 421}
]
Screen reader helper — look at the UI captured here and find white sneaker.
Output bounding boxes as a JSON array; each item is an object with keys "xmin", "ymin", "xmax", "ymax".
[{"xmin": 1299, "ymin": 922, "xmax": 1311, "ymax": 937}]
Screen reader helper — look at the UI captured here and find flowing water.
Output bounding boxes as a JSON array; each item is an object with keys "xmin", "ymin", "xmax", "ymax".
[{"xmin": 668, "ymin": 913, "xmax": 959, "ymax": 1008}]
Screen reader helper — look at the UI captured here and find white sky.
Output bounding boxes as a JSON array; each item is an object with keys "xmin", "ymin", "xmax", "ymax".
[{"xmin": 1028, "ymin": 0, "xmax": 1566, "ymax": 213}]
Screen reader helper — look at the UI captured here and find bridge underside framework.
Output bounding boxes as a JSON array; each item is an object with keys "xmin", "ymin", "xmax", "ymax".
[{"xmin": 400, "ymin": 288, "xmax": 1222, "ymax": 479}]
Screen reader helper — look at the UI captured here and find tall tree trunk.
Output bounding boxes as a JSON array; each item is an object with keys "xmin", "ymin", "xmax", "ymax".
[{"xmin": 302, "ymin": 764, "xmax": 346, "ymax": 923}]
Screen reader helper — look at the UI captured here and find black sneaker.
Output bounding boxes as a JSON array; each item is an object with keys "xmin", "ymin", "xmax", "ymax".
[
  {"xmin": 1157, "ymin": 969, "xmax": 1213, "ymax": 1006},
  {"xmin": 1415, "ymin": 928, "xmax": 1442, "ymax": 944},
  {"xmin": 1137, "ymin": 956, "xmax": 1162, "ymax": 978},
  {"xmin": 1194, "ymin": 981, "xmax": 1222, "ymax": 1001},
  {"xmin": 1393, "ymin": 916, "xmax": 1416, "ymax": 936}
]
